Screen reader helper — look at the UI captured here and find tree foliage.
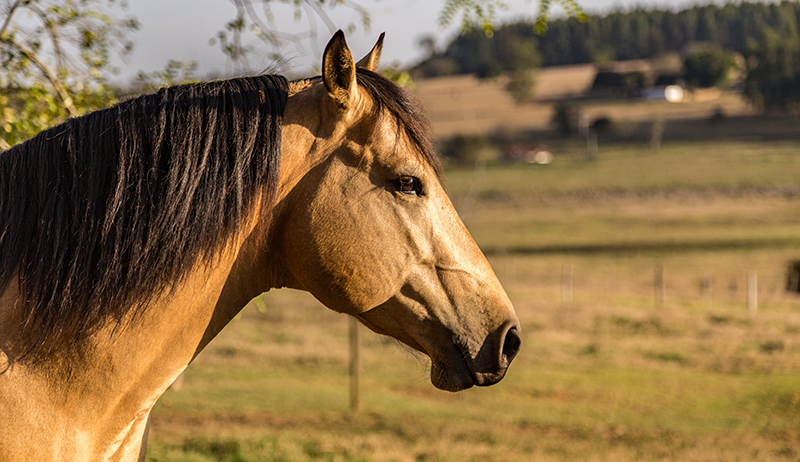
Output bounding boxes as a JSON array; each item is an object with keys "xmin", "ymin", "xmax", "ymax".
[
  {"xmin": 0, "ymin": 0, "xmax": 577, "ymax": 148},
  {"xmin": 214, "ymin": 0, "xmax": 583, "ymax": 73},
  {"xmin": 744, "ymin": 26, "xmax": 800, "ymax": 114},
  {"xmin": 134, "ymin": 59, "xmax": 199, "ymax": 93},
  {"xmin": 683, "ymin": 46, "xmax": 736, "ymax": 88},
  {"xmin": 431, "ymin": 1, "xmax": 800, "ymax": 70},
  {"xmin": 437, "ymin": 0, "xmax": 584, "ymax": 35},
  {"xmin": 0, "ymin": 0, "xmax": 138, "ymax": 149},
  {"xmin": 213, "ymin": 0, "xmax": 372, "ymax": 73},
  {"xmin": 416, "ymin": 22, "xmax": 541, "ymax": 103},
  {"xmin": 422, "ymin": 23, "xmax": 541, "ymax": 78},
  {"xmin": 420, "ymin": 1, "xmax": 800, "ymax": 112}
]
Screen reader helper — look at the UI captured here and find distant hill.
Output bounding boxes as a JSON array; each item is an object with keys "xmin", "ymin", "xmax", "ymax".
[{"xmin": 410, "ymin": 65, "xmax": 762, "ymax": 139}]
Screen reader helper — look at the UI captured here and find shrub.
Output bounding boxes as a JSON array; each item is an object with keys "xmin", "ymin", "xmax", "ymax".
[
  {"xmin": 550, "ymin": 102, "xmax": 581, "ymax": 136},
  {"xmin": 683, "ymin": 47, "xmax": 736, "ymax": 89},
  {"xmin": 439, "ymin": 134, "xmax": 487, "ymax": 166}
]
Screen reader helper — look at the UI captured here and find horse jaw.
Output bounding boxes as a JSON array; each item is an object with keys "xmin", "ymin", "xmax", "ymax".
[{"xmin": 356, "ymin": 271, "xmax": 521, "ymax": 393}]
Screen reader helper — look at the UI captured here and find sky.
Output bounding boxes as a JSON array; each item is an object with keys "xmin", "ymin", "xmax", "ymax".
[{"xmin": 111, "ymin": 0, "xmax": 724, "ymax": 84}]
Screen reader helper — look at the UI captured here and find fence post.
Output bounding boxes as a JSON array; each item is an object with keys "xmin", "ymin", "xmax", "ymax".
[
  {"xmin": 349, "ymin": 317, "xmax": 361, "ymax": 411},
  {"xmin": 587, "ymin": 130, "xmax": 598, "ymax": 159},
  {"xmin": 651, "ymin": 118, "xmax": 665, "ymax": 151},
  {"xmin": 701, "ymin": 273, "xmax": 713, "ymax": 305},
  {"xmin": 748, "ymin": 271, "xmax": 758, "ymax": 314},
  {"xmin": 655, "ymin": 264, "xmax": 666, "ymax": 307}
]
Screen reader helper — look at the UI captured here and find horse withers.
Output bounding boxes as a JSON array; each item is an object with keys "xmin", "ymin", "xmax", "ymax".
[{"xmin": 0, "ymin": 31, "xmax": 520, "ymax": 461}]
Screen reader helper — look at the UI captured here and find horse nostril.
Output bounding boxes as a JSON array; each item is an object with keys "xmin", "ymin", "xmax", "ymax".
[{"xmin": 502, "ymin": 326, "xmax": 521, "ymax": 365}]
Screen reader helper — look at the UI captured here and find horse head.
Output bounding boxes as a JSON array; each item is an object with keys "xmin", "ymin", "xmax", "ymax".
[
  {"xmin": 0, "ymin": 30, "xmax": 522, "ymax": 461},
  {"xmin": 271, "ymin": 31, "xmax": 521, "ymax": 391}
]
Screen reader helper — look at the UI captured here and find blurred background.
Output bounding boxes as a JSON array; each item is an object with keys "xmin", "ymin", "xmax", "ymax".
[{"xmin": 3, "ymin": 0, "xmax": 800, "ymax": 460}]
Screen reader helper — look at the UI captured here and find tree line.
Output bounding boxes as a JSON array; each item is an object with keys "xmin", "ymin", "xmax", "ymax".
[
  {"xmin": 415, "ymin": 1, "xmax": 800, "ymax": 112},
  {"xmin": 538, "ymin": 1, "xmax": 800, "ymax": 67},
  {"xmin": 420, "ymin": 1, "xmax": 800, "ymax": 71}
]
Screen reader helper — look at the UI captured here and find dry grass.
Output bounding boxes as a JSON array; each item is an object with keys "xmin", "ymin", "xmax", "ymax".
[
  {"xmin": 146, "ymin": 281, "xmax": 800, "ymax": 461},
  {"xmin": 412, "ymin": 69, "xmax": 765, "ymax": 139}
]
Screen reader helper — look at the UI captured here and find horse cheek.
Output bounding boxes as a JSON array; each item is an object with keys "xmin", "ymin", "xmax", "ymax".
[
  {"xmin": 328, "ymin": 204, "xmax": 413, "ymax": 313},
  {"xmin": 282, "ymin": 186, "xmax": 409, "ymax": 315}
]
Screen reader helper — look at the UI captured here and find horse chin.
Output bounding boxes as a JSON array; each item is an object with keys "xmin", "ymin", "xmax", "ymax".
[
  {"xmin": 430, "ymin": 361, "xmax": 474, "ymax": 392},
  {"xmin": 431, "ymin": 339, "xmax": 513, "ymax": 391},
  {"xmin": 354, "ymin": 307, "xmax": 502, "ymax": 392},
  {"xmin": 430, "ymin": 344, "xmax": 476, "ymax": 392}
]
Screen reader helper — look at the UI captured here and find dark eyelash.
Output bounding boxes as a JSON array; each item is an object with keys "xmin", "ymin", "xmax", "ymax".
[{"xmin": 395, "ymin": 176, "xmax": 423, "ymax": 196}]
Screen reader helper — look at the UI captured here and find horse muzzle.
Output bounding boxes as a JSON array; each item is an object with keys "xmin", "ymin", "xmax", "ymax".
[
  {"xmin": 430, "ymin": 319, "xmax": 522, "ymax": 392},
  {"xmin": 355, "ymin": 293, "xmax": 522, "ymax": 392},
  {"xmin": 469, "ymin": 321, "xmax": 522, "ymax": 387}
]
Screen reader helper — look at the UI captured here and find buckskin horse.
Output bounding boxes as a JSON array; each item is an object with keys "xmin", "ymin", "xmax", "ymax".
[{"xmin": 0, "ymin": 32, "xmax": 521, "ymax": 461}]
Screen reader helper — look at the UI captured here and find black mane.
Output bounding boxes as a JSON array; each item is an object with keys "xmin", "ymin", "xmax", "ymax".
[
  {"xmin": 0, "ymin": 74, "xmax": 288, "ymax": 359},
  {"xmin": 354, "ymin": 69, "xmax": 443, "ymax": 183},
  {"xmin": 0, "ymin": 68, "xmax": 442, "ymax": 362}
]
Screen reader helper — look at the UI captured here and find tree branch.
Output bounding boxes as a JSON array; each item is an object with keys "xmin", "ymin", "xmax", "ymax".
[
  {"xmin": 0, "ymin": 36, "xmax": 78, "ymax": 117},
  {"xmin": 27, "ymin": 4, "xmax": 66, "ymax": 75},
  {"xmin": 0, "ymin": 0, "xmax": 28, "ymax": 39}
]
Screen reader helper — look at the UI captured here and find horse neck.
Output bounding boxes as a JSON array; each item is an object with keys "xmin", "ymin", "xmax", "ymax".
[{"xmin": 0, "ymin": 227, "xmax": 269, "ymax": 462}]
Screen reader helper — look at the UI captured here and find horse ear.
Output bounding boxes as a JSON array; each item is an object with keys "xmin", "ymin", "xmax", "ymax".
[
  {"xmin": 356, "ymin": 32, "xmax": 385, "ymax": 71},
  {"xmin": 323, "ymin": 30, "xmax": 357, "ymax": 109}
]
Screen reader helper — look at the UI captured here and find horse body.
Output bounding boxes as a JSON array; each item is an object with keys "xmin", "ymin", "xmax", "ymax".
[{"xmin": 0, "ymin": 32, "xmax": 520, "ymax": 461}]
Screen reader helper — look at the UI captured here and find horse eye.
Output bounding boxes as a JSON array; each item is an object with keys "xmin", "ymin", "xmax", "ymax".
[{"xmin": 396, "ymin": 176, "xmax": 421, "ymax": 195}]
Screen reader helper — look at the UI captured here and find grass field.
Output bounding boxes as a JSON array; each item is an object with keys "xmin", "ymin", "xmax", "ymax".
[{"xmin": 145, "ymin": 84, "xmax": 800, "ymax": 461}]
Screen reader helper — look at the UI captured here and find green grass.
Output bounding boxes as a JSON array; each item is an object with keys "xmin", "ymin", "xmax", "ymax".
[
  {"xmin": 447, "ymin": 140, "xmax": 800, "ymax": 196},
  {"xmin": 448, "ymin": 139, "xmax": 800, "ymax": 253},
  {"xmin": 146, "ymin": 138, "xmax": 800, "ymax": 461}
]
